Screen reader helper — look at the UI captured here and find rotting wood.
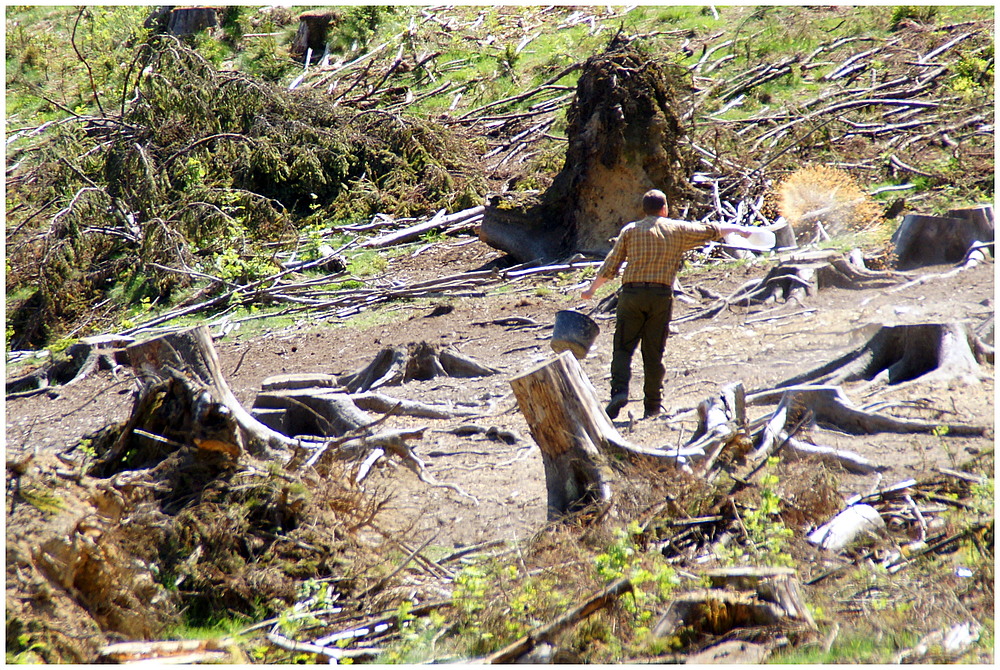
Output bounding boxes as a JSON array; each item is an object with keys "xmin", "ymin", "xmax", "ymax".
[{"xmin": 123, "ymin": 325, "xmax": 303, "ymax": 457}]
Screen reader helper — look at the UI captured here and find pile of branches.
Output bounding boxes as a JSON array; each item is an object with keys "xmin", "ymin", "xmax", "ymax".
[{"xmin": 6, "ymin": 36, "xmax": 488, "ymax": 349}]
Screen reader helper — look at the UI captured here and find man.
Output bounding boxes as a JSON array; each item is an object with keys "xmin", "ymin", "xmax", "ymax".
[{"xmin": 582, "ymin": 189, "xmax": 755, "ymax": 419}]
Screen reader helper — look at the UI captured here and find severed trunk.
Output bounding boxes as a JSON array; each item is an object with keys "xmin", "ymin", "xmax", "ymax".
[
  {"xmin": 114, "ymin": 325, "xmax": 297, "ymax": 466},
  {"xmin": 510, "ymin": 352, "xmax": 618, "ymax": 518}
]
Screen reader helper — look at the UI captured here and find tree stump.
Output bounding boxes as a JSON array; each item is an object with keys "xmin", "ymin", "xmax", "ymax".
[
  {"xmin": 338, "ymin": 342, "xmax": 498, "ymax": 393},
  {"xmin": 479, "ymin": 38, "xmax": 692, "ymax": 262},
  {"xmin": 509, "ymin": 352, "xmax": 679, "ymax": 518},
  {"xmin": 777, "ymin": 322, "xmax": 993, "ymax": 388},
  {"xmin": 892, "ymin": 207, "xmax": 994, "ymax": 270},
  {"xmin": 165, "ymin": 7, "xmax": 219, "ymax": 36},
  {"xmin": 290, "ymin": 11, "xmax": 335, "ymax": 62},
  {"xmin": 510, "ymin": 352, "xmax": 618, "ymax": 517},
  {"xmin": 124, "ymin": 325, "xmax": 299, "ymax": 459},
  {"xmin": 652, "ymin": 567, "xmax": 816, "ymax": 641}
]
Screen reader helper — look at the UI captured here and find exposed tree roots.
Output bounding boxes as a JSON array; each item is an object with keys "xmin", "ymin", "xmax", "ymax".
[
  {"xmin": 777, "ymin": 322, "xmax": 993, "ymax": 389},
  {"xmin": 338, "ymin": 341, "xmax": 498, "ymax": 393}
]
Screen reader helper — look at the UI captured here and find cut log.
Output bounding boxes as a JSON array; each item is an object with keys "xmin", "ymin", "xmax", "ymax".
[
  {"xmin": 649, "ymin": 565, "xmax": 819, "ymax": 643},
  {"xmin": 807, "ymin": 504, "xmax": 886, "ymax": 552},
  {"xmin": 777, "ymin": 322, "xmax": 993, "ymax": 389},
  {"xmin": 892, "ymin": 207, "xmax": 994, "ymax": 270},
  {"xmin": 124, "ymin": 325, "xmax": 301, "ymax": 458}
]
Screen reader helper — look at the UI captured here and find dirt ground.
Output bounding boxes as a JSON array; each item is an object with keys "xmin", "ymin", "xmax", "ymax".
[{"xmin": 7, "ymin": 235, "xmax": 993, "ymax": 556}]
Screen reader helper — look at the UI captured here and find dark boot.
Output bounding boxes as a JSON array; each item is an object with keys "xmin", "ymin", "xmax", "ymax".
[
  {"xmin": 643, "ymin": 402, "xmax": 662, "ymax": 419},
  {"xmin": 606, "ymin": 389, "xmax": 628, "ymax": 420}
]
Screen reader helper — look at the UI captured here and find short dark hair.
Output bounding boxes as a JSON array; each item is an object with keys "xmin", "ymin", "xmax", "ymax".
[{"xmin": 642, "ymin": 189, "xmax": 667, "ymax": 215}]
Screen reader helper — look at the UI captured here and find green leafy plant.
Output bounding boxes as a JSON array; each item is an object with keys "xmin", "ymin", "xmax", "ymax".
[{"xmin": 720, "ymin": 458, "xmax": 795, "ymax": 567}]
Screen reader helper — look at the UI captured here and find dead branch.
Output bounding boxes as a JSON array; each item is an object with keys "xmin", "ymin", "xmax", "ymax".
[{"xmin": 482, "ymin": 576, "xmax": 633, "ymax": 663}]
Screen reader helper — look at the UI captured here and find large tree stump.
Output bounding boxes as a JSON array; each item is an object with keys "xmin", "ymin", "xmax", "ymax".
[
  {"xmin": 510, "ymin": 352, "xmax": 618, "ymax": 517},
  {"xmin": 892, "ymin": 207, "xmax": 994, "ymax": 270},
  {"xmin": 122, "ymin": 325, "xmax": 300, "ymax": 460},
  {"xmin": 510, "ymin": 352, "xmax": 679, "ymax": 518},
  {"xmin": 777, "ymin": 322, "xmax": 993, "ymax": 388},
  {"xmin": 165, "ymin": 7, "xmax": 219, "ymax": 36},
  {"xmin": 479, "ymin": 38, "xmax": 692, "ymax": 262}
]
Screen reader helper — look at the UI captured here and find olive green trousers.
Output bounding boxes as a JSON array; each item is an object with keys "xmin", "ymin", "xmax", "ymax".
[{"xmin": 609, "ymin": 284, "xmax": 673, "ymax": 408}]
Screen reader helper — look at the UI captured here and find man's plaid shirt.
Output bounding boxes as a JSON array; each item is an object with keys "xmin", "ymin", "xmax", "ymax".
[{"xmin": 596, "ymin": 216, "xmax": 722, "ymax": 286}]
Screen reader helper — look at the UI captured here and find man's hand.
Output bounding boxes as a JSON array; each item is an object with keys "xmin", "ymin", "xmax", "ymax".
[{"xmin": 581, "ymin": 275, "xmax": 607, "ymax": 300}]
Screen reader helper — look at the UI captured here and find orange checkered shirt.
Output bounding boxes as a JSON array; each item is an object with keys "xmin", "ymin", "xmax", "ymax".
[{"xmin": 596, "ymin": 216, "xmax": 722, "ymax": 285}]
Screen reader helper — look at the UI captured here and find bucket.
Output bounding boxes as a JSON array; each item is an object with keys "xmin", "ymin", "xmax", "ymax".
[{"xmin": 551, "ymin": 310, "xmax": 600, "ymax": 359}]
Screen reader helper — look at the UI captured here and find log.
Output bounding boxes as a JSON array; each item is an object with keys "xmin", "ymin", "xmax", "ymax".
[
  {"xmin": 126, "ymin": 325, "xmax": 300, "ymax": 458},
  {"xmin": 807, "ymin": 504, "xmax": 886, "ymax": 552},
  {"xmin": 360, "ymin": 206, "xmax": 484, "ymax": 248}
]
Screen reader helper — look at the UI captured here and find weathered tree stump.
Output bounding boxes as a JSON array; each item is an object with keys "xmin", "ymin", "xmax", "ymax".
[
  {"xmin": 510, "ymin": 352, "xmax": 619, "ymax": 517},
  {"xmin": 480, "ymin": 38, "xmax": 692, "ymax": 262},
  {"xmin": 510, "ymin": 352, "xmax": 683, "ymax": 518},
  {"xmin": 6, "ymin": 334, "xmax": 133, "ymax": 397},
  {"xmin": 778, "ymin": 322, "xmax": 993, "ymax": 388},
  {"xmin": 165, "ymin": 7, "xmax": 219, "ymax": 36},
  {"xmin": 892, "ymin": 206, "xmax": 994, "ymax": 270},
  {"xmin": 651, "ymin": 567, "xmax": 816, "ymax": 640},
  {"xmin": 290, "ymin": 11, "xmax": 335, "ymax": 62},
  {"xmin": 111, "ymin": 325, "xmax": 299, "ymax": 466}
]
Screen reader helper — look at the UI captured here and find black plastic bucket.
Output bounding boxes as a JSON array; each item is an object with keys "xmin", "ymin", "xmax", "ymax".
[{"xmin": 551, "ymin": 310, "xmax": 600, "ymax": 359}]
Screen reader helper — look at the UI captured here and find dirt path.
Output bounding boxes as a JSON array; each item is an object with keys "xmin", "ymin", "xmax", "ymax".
[{"xmin": 10, "ymin": 237, "xmax": 991, "ymax": 555}]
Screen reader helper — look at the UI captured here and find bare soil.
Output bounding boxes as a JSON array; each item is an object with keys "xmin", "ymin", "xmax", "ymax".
[{"xmin": 5, "ymin": 236, "xmax": 994, "ymax": 659}]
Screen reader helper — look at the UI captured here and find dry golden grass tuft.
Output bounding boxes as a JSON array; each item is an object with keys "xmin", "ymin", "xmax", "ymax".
[{"xmin": 774, "ymin": 166, "xmax": 885, "ymax": 241}]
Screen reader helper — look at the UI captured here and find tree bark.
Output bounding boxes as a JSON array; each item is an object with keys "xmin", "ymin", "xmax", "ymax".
[
  {"xmin": 127, "ymin": 324, "xmax": 299, "ymax": 457},
  {"xmin": 166, "ymin": 7, "xmax": 219, "ymax": 36},
  {"xmin": 290, "ymin": 11, "xmax": 335, "ymax": 62}
]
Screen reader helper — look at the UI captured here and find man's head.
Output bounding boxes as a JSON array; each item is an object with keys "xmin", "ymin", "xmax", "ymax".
[{"xmin": 642, "ymin": 189, "xmax": 668, "ymax": 216}]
